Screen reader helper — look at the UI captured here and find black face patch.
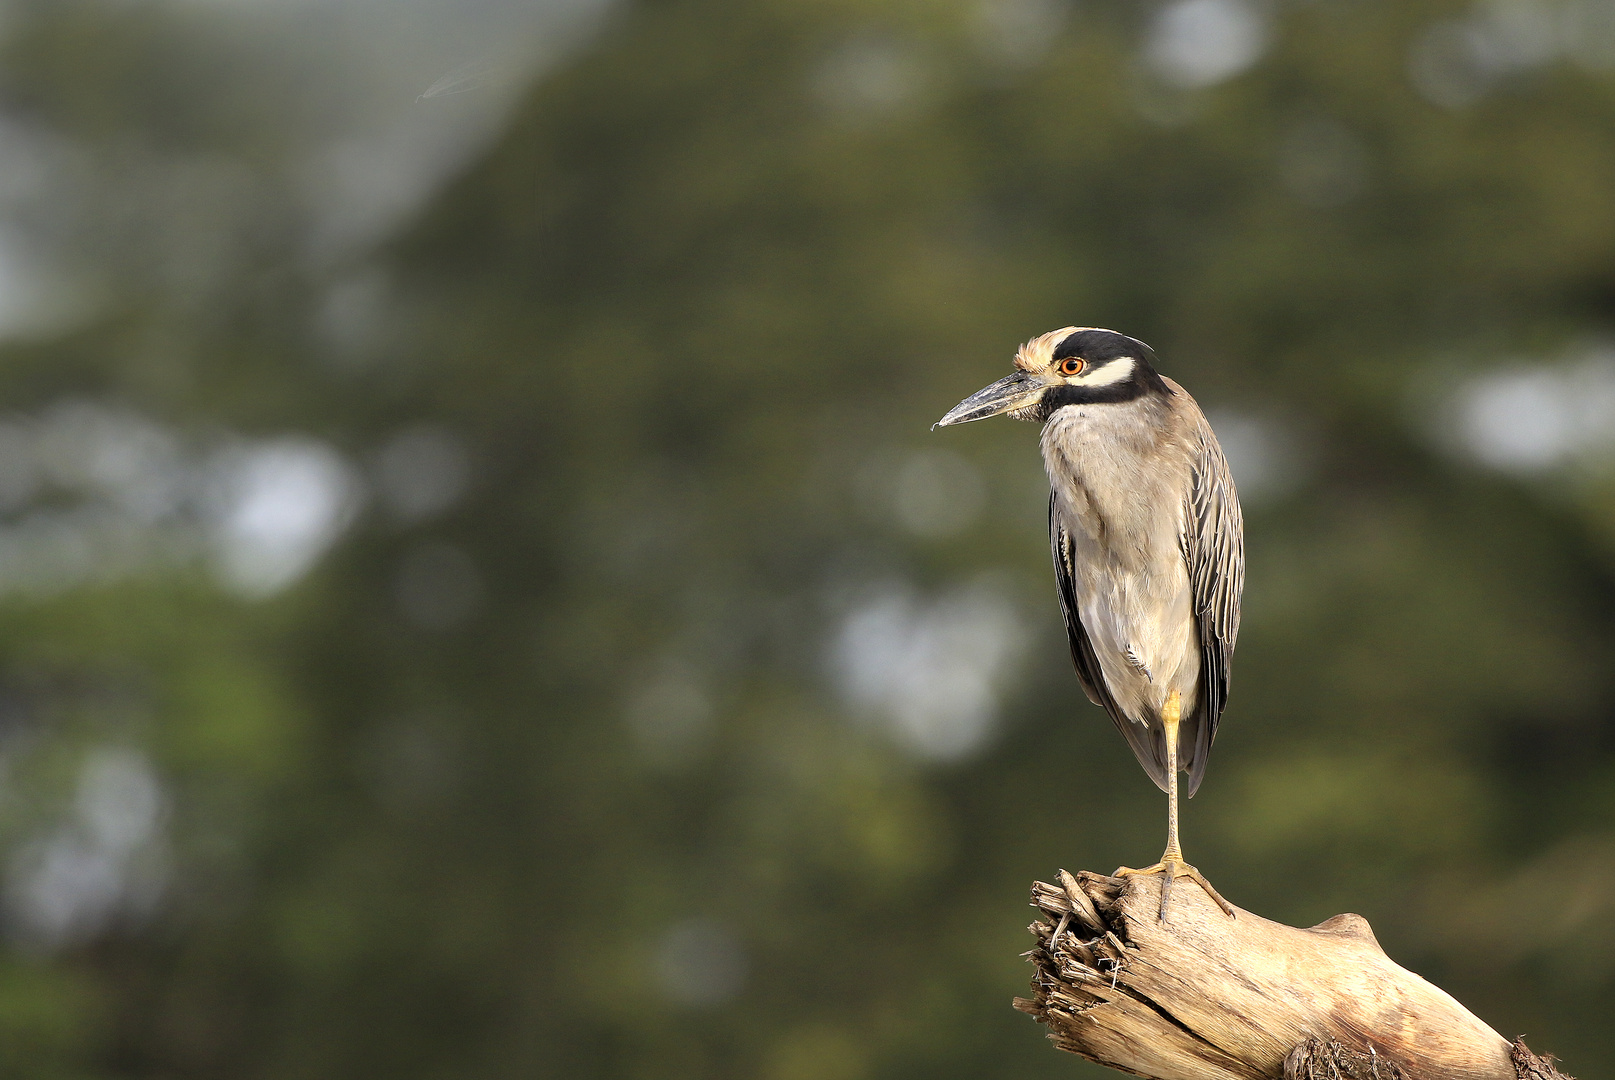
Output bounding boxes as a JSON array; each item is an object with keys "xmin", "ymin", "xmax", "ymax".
[
  {"xmin": 1051, "ymin": 329, "xmax": 1157, "ymax": 365},
  {"xmin": 1040, "ymin": 379, "xmax": 1155, "ymax": 410},
  {"xmin": 1028, "ymin": 329, "xmax": 1171, "ymax": 420}
]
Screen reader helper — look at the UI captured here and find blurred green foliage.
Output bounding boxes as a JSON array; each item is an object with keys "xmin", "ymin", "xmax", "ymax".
[{"xmin": 0, "ymin": 0, "xmax": 1612, "ymax": 1077}]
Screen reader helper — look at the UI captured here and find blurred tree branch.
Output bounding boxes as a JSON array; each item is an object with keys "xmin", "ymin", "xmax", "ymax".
[{"xmin": 1015, "ymin": 870, "xmax": 1573, "ymax": 1080}]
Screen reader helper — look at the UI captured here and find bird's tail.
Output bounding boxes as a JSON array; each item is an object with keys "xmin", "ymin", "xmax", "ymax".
[
  {"xmin": 1182, "ymin": 705, "xmax": 1212, "ymax": 798},
  {"xmin": 1115, "ymin": 713, "xmax": 1170, "ymax": 794},
  {"xmin": 1119, "ymin": 703, "xmax": 1212, "ymax": 797}
]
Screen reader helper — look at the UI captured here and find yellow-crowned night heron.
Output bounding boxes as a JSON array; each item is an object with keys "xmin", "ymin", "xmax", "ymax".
[{"xmin": 937, "ymin": 327, "xmax": 1242, "ymax": 919}]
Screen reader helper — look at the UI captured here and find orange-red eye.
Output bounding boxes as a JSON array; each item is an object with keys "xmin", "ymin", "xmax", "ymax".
[{"xmin": 1058, "ymin": 357, "xmax": 1085, "ymax": 377}]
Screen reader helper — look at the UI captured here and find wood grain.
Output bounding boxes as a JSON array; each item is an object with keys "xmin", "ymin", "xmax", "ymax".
[{"xmin": 1014, "ymin": 870, "xmax": 1571, "ymax": 1080}]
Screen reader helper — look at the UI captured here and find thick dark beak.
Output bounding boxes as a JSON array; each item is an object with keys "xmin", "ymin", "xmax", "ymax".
[{"xmin": 934, "ymin": 370, "xmax": 1044, "ymax": 428}]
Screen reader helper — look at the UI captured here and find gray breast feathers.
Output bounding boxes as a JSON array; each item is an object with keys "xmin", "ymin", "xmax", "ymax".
[
  {"xmin": 1047, "ymin": 393, "xmax": 1243, "ymax": 798},
  {"xmin": 1051, "ymin": 494, "xmax": 1174, "ymax": 790}
]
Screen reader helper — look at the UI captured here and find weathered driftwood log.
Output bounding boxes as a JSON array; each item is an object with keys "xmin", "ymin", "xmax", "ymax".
[{"xmin": 1014, "ymin": 870, "xmax": 1572, "ymax": 1080}]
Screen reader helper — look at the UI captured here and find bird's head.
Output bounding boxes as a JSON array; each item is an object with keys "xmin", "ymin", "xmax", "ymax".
[{"xmin": 934, "ymin": 327, "xmax": 1171, "ymax": 428}]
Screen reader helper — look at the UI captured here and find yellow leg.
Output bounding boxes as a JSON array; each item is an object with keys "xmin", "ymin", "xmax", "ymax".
[{"xmin": 1116, "ymin": 690, "xmax": 1235, "ymax": 920}]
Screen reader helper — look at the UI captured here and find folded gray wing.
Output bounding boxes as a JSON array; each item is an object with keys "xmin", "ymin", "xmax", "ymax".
[
  {"xmin": 1179, "ymin": 426, "xmax": 1244, "ymax": 798},
  {"xmin": 1050, "ymin": 493, "xmax": 1170, "ymax": 792}
]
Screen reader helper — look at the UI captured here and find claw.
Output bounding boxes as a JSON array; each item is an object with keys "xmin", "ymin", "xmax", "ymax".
[{"xmin": 1116, "ymin": 856, "xmax": 1235, "ymax": 920}]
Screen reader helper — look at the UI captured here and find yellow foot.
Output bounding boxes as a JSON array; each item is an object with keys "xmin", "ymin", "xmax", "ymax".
[{"xmin": 1115, "ymin": 856, "xmax": 1236, "ymax": 921}]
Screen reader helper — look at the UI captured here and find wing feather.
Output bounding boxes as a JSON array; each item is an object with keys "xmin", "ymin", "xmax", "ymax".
[{"xmin": 1179, "ymin": 421, "xmax": 1244, "ymax": 797}]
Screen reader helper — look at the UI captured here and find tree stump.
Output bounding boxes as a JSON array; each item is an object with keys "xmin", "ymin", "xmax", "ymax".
[{"xmin": 1014, "ymin": 870, "xmax": 1573, "ymax": 1080}]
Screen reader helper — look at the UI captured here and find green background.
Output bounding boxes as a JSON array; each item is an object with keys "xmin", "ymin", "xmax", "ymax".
[{"xmin": 0, "ymin": 0, "xmax": 1610, "ymax": 1076}]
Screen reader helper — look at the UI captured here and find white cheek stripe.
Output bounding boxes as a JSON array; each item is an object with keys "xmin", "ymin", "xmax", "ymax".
[{"xmin": 1076, "ymin": 356, "xmax": 1136, "ymax": 387}]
